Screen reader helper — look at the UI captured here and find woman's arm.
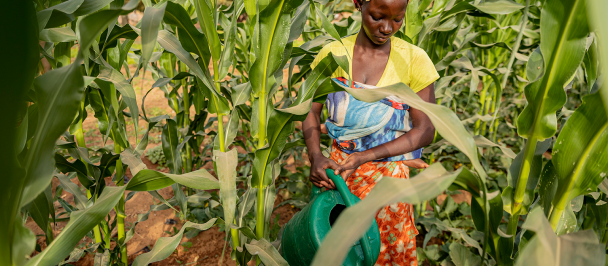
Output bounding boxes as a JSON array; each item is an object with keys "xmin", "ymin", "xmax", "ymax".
[
  {"xmin": 303, "ymin": 102, "xmax": 340, "ymax": 189},
  {"xmin": 335, "ymin": 83, "xmax": 436, "ymax": 179}
]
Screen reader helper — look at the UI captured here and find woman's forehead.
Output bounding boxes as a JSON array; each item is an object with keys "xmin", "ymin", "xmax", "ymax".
[{"xmin": 360, "ymin": 0, "xmax": 408, "ymax": 10}]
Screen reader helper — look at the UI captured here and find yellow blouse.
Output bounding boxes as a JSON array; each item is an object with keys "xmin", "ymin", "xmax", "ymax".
[{"xmin": 310, "ymin": 32, "xmax": 439, "ymax": 93}]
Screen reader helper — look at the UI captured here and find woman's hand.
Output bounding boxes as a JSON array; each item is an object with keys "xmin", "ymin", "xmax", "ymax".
[
  {"xmin": 335, "ymin": 152, "xmax": 365, "ymax": 181},
  {"xmin": 403, "ymin": 158, "xmax": 429, "ymax": 169},
  {"xmin": 309, "ymin": 153, "xmax": 340, "ymax": 189}
]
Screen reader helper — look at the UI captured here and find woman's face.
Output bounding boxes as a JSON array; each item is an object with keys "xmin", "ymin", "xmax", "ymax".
[{"xmin": 360, "ymin": 0, "xmax": 407, "ymax": 45}]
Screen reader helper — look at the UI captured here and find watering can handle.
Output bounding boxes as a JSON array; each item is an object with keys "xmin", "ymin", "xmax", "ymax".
[{"xmin": 319, "ymin": 169, "xmax": 376, "ymax": 266}]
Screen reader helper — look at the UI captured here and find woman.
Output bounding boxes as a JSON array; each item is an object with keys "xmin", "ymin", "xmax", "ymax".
[{"xmin": 302, "ymin": 0, "xmax": 439, "ymax": 265}]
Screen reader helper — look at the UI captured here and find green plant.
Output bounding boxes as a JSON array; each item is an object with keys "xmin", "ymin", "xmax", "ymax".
[
  {"xmin": 146, "ymin": 145, "xmax": 167, "ymax": 167},
  {"xmin": 6, "ymin": 0, "xmax": 608, "ymax": 265}
]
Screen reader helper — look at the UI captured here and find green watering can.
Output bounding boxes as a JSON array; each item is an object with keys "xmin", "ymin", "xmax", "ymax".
[{"xmin": 281, "ymin": 169, "xmax": 380, "ymax": 266}]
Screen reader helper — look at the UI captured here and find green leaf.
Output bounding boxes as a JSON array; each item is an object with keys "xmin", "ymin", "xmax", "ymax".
[
  {"xmin": 526, "ymin": 47, "xmax": 545, "ymax": 83},
  {"xmin": 245, "ymin": 238, "xmax": 289, "ymax": 266},
  {"xmin": 162, "ymin": 119, "xmax": 182, "ymax": 174},
  {"xmin": 21, "ymin": 63, "xmax": 84, "ymax": 208},
  {"xmin": 12, "ymin": 215, "xmax": 36, "ymax": 266},
  {"xmin": 75, "ymin": 2, "xmax": 138, "ymax": 62},
  {"xmin": 157, "ymin": 30, "xmax": 213, "ymax": 90},
  {"xmin": 278, "ymin": 55, "xmax": 338, "ymax": 115},
  {"xmin": 73, "ymin": 0, "xmax": 117, "ymax": 16},
  {"xmin": 218, "ymin": 0, "xmax": 244, "ymax": 79},
  {"xmin": 127, "ymin": 169, "xmax": 219, "ymax": 191},
  {"xmin": 96, "ymin": 66, "xmax": 139, "ymax": 141},
  {"xmin": 163, "ymin": 2, "xmax": 211, "ymax": 65},
  {"xmin": 473, "ymin": 135, "xmax": 516, "ymax": 159},
  {"xmin": 249, "ymin": 0, "xmax": 304, "ymax": 98},
  {"xmin": 587, "ymin": 0, "xmax": 608, "ymax": 115},
  {"xmin": 231, "ymin": 82, "xmax": 252, "ymax": 107},
  {"xmin": 405, "ymin": 0, "xmax": 423, "ymax": 39},
  {"xmin": 517, "ymin": 0, "xmax": 589, "ymax": 140},
  {"xmin": 449, "ymin": 242, "xmax": 482, "ymax": 266},
  {"xmin": 24, "ymin": 189, "xmax": 52, "ymax": 238},
  {"xmin": 131, "ymin": 219, "xmax": 217, "ymax": 266},
  {"xmin": 1, "ymin": 1, "xmax": 39, "ymax": 264},
  {"xmin": 288, "ymin": 1, "xmax": 309, "ymax": 43},
  {"xmin": 550, "ymin": 92, "xmax": 608, "ymax": 227},
  {"xmin": 56, "ymin": 174, "xmax": 88, "ymax": 210},
  {"xmin": 39, "ymin": 27, "xmax": 77, "ymax": 42},
  {"xmin": 193, "ymin": 0, "xmax": 221, "ymax": 62},
  {"xmin": 140, "ymin": 2, "xmax": 167, "ymax": 67},
  {"xmin": 472, "ymin": 0, "xmax": 524, "ymax": 15},
  {"xmin": 313, "ymin": 3, "xmax": 341, "ymax": 42},
  {"xmin": 252, "ymin": 107, "xmax": 295, "ymax": 188},
  {"xmin": 213, "ymin": 149, "xmax": 238, "ymax": 230},
  {"xmin": 310, "ymin": 164, "xmax": 462, "ymax": 266},
  {"xmin": 36, "ymin": 0, "xmax": 83, "ymax": 30},
  {"xmin": 514, "ymin": 207, "xmax": 606, "ymax": 266},
  {"xmin": 538, "ymin": 161, "xmax": 559, "ymax": 216},
  {"xmin": 120, "ymin": 149, "xmax": 147, "ymax": 176},
  {"xmin": 26, "ymin": 186, "xmax": 126, "ymax": 266},
  {"xmin": 214, "ymin": 110, "xmax": 240, "ymax": 150}
]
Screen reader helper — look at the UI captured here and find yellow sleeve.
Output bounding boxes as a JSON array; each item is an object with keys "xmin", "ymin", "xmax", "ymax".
[
  {"xmin": 408, "ymin": 49, "xmax": 440, "ymax": 93},
  {"xmin": 310, "ymin": 45, "xmax": 332, "ymax": 71}
]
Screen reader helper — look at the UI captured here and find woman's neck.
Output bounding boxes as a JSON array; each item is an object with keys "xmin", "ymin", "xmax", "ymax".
[{"xmin": 355, "ymin": 27, "xmax": 391, "ymax": 53}]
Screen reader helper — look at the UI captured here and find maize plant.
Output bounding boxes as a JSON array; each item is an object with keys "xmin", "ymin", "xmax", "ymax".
[{"xmin": 3, "ymin": 0, "xmax": 608, "ymax": 265}]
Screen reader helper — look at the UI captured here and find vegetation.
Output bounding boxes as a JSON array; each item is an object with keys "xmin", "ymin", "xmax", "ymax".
[{"xmin": 2, "ymin": 0, "xmax": 607, "ymax": 265}]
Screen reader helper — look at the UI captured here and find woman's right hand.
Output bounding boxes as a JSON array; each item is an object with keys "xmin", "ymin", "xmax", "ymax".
[{"xmin": 309, "ymin": 153, "xmax": 340, "ymax": 189}]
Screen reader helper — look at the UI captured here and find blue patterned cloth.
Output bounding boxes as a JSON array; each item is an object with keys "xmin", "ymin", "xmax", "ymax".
[{"xmin": 325, "ymin": 77, "xmax": 423, "ymax": 162}]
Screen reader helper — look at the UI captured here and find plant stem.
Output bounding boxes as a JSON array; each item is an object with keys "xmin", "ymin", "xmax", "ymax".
[
  {"xmin": 512, "ymin": 137, "xmax": 538, "ymax": 217},
  {"xmin": 114, "ymin": 143, "xmax": 128, "ymax": 265},
  {"xmin": 182, "ymin": 77, "xmax": 193, "ymax": 174},
  {"xmin": 212, "ymin": 59, "xmax": 239, "ymax": 250},
  {"xmin": 256, "ymin": 97, "xmax": 267, "ymax": 241},
  {"xmin": 475, "ymin": 82, "xmax": 489, "ymax": 135},
  {"xmin": 75, "ymin": 101, "xmax": 103, "ymax": 245}
]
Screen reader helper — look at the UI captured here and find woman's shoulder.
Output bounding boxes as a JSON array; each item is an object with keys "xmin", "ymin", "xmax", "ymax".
[
  {"xmin": 390, "ymin": 37, "xmax": 427, "ymax": 57},
  {"xmin": 322, "ymin": 34, "xmax": 357, "ymax": 51},
  {"xmin": 316, "ymin": 34, "xmax": 357, "ymax": 60}
]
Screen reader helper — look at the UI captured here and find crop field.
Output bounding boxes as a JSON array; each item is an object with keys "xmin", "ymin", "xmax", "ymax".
[{"xmin": 2, "ymin": 0, "xmax": 608, "ymax": 265}]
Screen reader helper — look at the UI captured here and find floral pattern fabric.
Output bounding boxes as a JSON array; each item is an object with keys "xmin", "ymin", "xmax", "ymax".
[{"xmin": 330, "ymin": 142, "xmax": 418, "ymax": 266}]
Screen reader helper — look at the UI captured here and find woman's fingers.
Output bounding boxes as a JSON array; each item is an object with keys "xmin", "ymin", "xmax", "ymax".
[{"xmin": 328, "ymin": 179, "xmax": 336, "ymax": 189}]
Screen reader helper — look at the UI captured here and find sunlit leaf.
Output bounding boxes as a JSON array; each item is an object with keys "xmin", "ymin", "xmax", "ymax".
[{"xmin": 131, "ymin": 219, "xmax": 217, "ymax": 266}]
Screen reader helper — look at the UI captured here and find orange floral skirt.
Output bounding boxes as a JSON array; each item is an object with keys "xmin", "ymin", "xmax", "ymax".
[{"xmin": 330, "ymin": 142, "xmax": 418, "ymax": 266}]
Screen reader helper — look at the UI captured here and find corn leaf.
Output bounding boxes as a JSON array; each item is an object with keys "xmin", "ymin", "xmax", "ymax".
[
  {"xmin": 550, "ymin": 92, "xmax": 608, "ymax": 226},
  {"xmin": 517, "ymin": 0, "xmax": 588, "ymax": 140},
  {"xmin": 193, "ymin": 0, "xmax": 220, "ymax": 62},
  {"xmin": 26, "ymin": 186, "xmax": 126, "ymax": 266},
  {"xmin": 161, "ymin": 119, "xmax": 182, "ymax": 174},
  {"xmin": 213, "ymin": 149, "xmax": 239, "ymax": 231},
  {"xmin": 514, "ymin": 207, "xmax": 606, "ymax": 266},
  {"xmin": 163, "ymin": 2, "xmax": 212, "ymax": 66},
  {"xmin": 126, "ymin": 169, "xmax": 220, "ymax": 191},
  {"xmin": 140, "ymin": 2, "xmax": 166, "ymax": 67},
  {"xmin": 131, "ymin": 219, "xmax": 217, "ymax": 266},
  {"xmin": 246, "ymin": 238, "xmax": 289, "ymax": 266},
  {"xmin": 472, "ymin": 0, "xmax": 524, "ymax": 15},
  {"xmin": 39, "ymin": 27, "xmax": 77, "ymax": 42}
]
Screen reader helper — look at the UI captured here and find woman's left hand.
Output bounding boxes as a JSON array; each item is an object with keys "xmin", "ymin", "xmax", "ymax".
[{"xmin": 335, "ymin": 152, "xmax": 365, "ymax": 181}]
